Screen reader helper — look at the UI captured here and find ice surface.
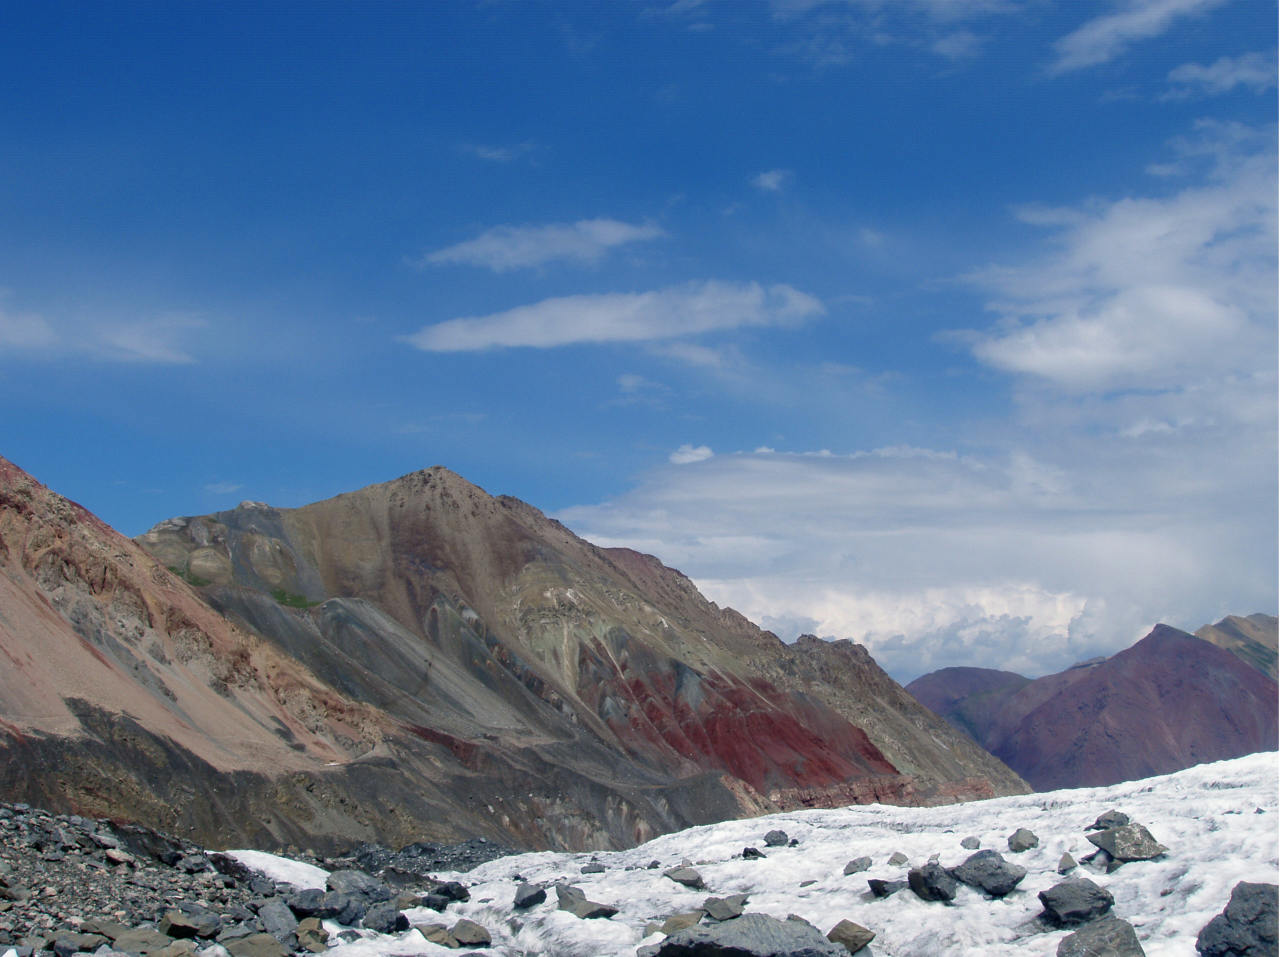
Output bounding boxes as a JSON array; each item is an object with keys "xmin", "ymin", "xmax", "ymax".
[
  {"xmin": 234, "ymin": 751, "xmax": 1280, "ymax": 956},
  {"xmin": 224, "ymin": 849, "xmax": 329, "ymax": 889}
]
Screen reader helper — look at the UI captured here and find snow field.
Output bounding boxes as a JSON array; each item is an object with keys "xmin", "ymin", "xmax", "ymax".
[{"xmin": 239, "ymin": 751, "xmax": 1280, "ymax": 957}]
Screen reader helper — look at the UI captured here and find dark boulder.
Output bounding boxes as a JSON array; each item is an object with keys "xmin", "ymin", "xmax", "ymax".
[
  {"xmin": 908, "ymin": 863, "xmax": 958, "ymax": 903},
  {"xmin": 843, "ymin": 858, "xmax": 871, "ymax": 876},
  {"xmin": 743, "ymin": 848, "xmax": 766, "ymax": 860},
  {"xmin": 1039, "ymin": 879, "xmax": 1115, "ymax": 925},
  {"xmin": 512, "ymin": 883, "xmax": 546, "ymax": 909},
  {"xmin": 826, "ymin": 919, "xmax": 875, "ymax": 954},
  {"xmin": 1196, "ymin": 881, "xmax": 1278, "ymax": 957},
  {"xmin": 1088, "ymin": 811, "xmax": 1130, "ymax": 831},
  {"xmin": 867, "ymin": 879, "xmax": 907, "ymax": 898},
  {"xmin": 362, "ymin": 901, "xmax": 409, "ymax": 935},
  {"xmin": 657, "ymin": 912, "xmax": 848, "ymax": 956},
  {"xmin": 1057, "ymin": 917, "xmax": 1146, "ymax": 956},
  {"xmin": 1008, "ymin": 828, "xmax": 1039, "ymax": 852},
  {"xmin": 951, "ymin": 850, "xmax": 1027, "ymax": 898},
  {"xmin": 326, "ymin": 870, "xmax": 392, "ymax": 904},
  {"xmin": 764, "ymin": 830, "xmax": 790, "ymax": 847}
]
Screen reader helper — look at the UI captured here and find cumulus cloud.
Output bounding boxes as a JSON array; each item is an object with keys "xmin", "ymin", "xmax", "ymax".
[
  {"xmin": 751, "ymin": 170, "xmax": 792, "ymax": 191},
  {"xmin": 670, "ymin": 444, "xmax": 714, "ymax": 464},
  {"xmin": 1050, "ymin": 0, "xmax": 1228, "ymax": 74},
  {"xmin": 418, "ymin": 218, "xmax": 666, "ymax": 272},
  {"xmin": 403, "ymin": 281, "xmax": 825, "ymax": 352},
  {"xmin": 963, "ymin": 124, "xmax": 1276, "ymax": 393},
  {"xmin": 1166, "ymin": 52, "xmax": 1278, "ymax": 97},
  {"xmin": 555, "ymin": 127, "xmax": 1276, "ymax": 683}
]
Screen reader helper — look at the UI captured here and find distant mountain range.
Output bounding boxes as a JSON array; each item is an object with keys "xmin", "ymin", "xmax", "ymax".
[
  {"xmin": 907, "ymin": 618, "xmax": 1278, "ymax": 791},
  {"xmin": 0, "ymin": 457, "xmax": 1026, "ymax": 854}
]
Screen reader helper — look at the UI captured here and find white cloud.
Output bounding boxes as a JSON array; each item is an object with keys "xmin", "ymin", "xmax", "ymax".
[
  {"xmin": 205, "ymin": 481, "xmax": 244, "ymax": 495},
  {"xmin": 419, "ymin": 218, "xmax": 666, "ymax": 272},
  {"xmin": 963, "ymin": 124, "xmax": 1276, "ymax": 393},
  {"xmin": 1050, "ymin": 0, "xmax": 1228, "ymax": 74},
  {"xmin": 931, "ymin": 29, "xmax": 983, "ymax": 60},
  {"xmin": 555, "ymin": 128, "xmax": 1277, "ymax": 684},
  {"xmin": 1166, "ymin": 52, "xmax": 1278, "ymax": 97},
  {"xmin": 670, "ymin": 444, "xmax": 714, "ymax": 464},
  {"xmin": 403, "ymin": 281, "xmax": 825, "ymax": 352},
  {"xmin": 751, "ymin": 170, "xmax": 792, "ymax": 191},
  {"xmin": 0, "ymin": 305, "xmax": 201, "ymax": 364}
]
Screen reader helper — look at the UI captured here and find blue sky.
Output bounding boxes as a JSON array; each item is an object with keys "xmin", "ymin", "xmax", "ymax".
[{"xmin": 1, "ymin": 0, "xmax": 1275, "ymax": 681}]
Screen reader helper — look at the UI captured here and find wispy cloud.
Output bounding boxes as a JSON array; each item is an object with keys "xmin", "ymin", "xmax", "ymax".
[
  {"xmin": 1050, "ymin": 0, "xmax": 1228, "ymax": 74},
  {"xmin": 402, "ymin": 281, "xmax": 825, "ymax": 352},
  {"xmin": 751, "ymin": 169, "xmax": 792, "ymax": 191},
  {"xmin": 417, "ymin": 219, "xmax": 666, "ymax": 272},
  {"xmin": 0, "ymin": 305, "xmax": 57, "ymax": 350},
  {"xmin": 204, "ymin": 481, "xmax": 243, "ymax": 495},
  {"xmin": 1166, "ymin": 52, "xmax": 1278, "ymax": 97},
  {"xmin": 458, "ymin": 140, "xmax": 540, "ymax": 163},
  {"xmin": 95, "ymin": 316, "xmax": 202, "ymax": 364},
  {"xmin": 962, "ymin": 122, "xmax": 1276, "ymax": 393}
]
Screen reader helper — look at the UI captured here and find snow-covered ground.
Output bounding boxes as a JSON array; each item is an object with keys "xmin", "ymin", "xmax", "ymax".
[{"xmin": 236, "ymin": 752, "xmax": 1280, "ymax": 957}]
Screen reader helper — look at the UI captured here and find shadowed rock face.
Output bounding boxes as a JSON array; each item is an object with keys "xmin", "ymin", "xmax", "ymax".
[
  {"xmin": 0, "ymin": 456, "xmax": 1029, "ymax": 853},
  {"xmin": 908, "ymin": 624, "xmax": 1279, "ymax": 791}
]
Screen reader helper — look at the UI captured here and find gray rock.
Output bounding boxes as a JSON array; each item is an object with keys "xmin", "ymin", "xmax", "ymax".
[
  {"xmin": 512, "ymin": 883, "xmax": 546, "ymax": 909},
  {"xmin": 222, "ymin": 935, "xmax": 289, "ymax": 957},
  {"xmin": 159, "ymin": 913, "xmax": 200, "ymax": 940},
  {"xmin": 421, "ymin": 893, "xmax": 451, "ymax": 912},
  {"xmin": 867, "ymin": 879, "xmax": 907, "ymax": 898},
  {"xmin": 1008, "ymin": 828, "xmax": 1039, "ymax": 853},
  {"xmin": 284, "ymin": 889, "xmax": 325, "ymax": 918},
  {"xmin": 743, "ymin": 848, "xmax": 766, "ymax": 860},
  {"xmin": 1196, "ymin": 881, "xmax": 1278, "ymax": 957},
  {"xmin": 326, "ymin": 870, "xmax": 392, "ymax": 904},
  {"xmin": 826, "ymin": 919, "xmax": 875, "ymax": 955},
  {"xmin": 1086, "ymin": 825, "xmax": 1167, "ymax": 863},
  {"xmin": 843, "ymin": 858, "xmax": 871, "ymax": 876},
  {"xmin": 1059, "ymin": 853, "xmax": 1078, "ymax": 874},
  {"xmin": 564, "ymin": 899, "xmax": 618, "ymax": 920},
  {"xmin": 657, "ymin": 912, "xmax": 849, "ymax": 956},
  {"xmin": 662, "ymin": 913, "xmax": 706, "ymax": 935},
  {"xmin": 450, "ymin": 919, "xmax": 491, "ymax": 946},
  {"xmin": 362, "ymin": 901, "xmax": 408, "ymax": 935},
  {"xmin": 413, "ymin": 924, "xmax": 459, "ymax": 949},
  {"xmin": 248, "ymin": 879, "xmax": 276, "ymax": 897},
  {"xmin": 887, "ymin": 852, "xmax": 909, "ymax": 867},
  {"xmin": 908, "ymin": 863, "xmax": 958, "ymax": 903},
  {"xmin": 1088, "ymin": 811, "xmax": 1130, "ymax": 831},
  {"xmin": 764, "ymin": 830, "xmax": 790, "ymax": 847},
  {"xmin": 432, "ymin": 881, "xmax": 470, "ymax": 902},
  {"xmin": 1039, "ymin": 879, "xmax": 1115, "ymax": 925},
  {"xmin": 702, "ymin": 895, "xmax": 747, "ymax": 921},
  {"xmin": 254, "ymin": 900, "xmax": 297, "ymax": 942},
  {"xmin": 556, "ymin": 884, "xmax": 586, "ymax": 908},
  {"xmin": 951, "ymin": 850, "xmax": 1027, "ymax": 897},
  {"xmin": 1058, "ymin": 917, "xmax": 1146, "ymax": 956},
  {"xmin": 665, "ymin": 866, "xmax": 706, "ymax": 889},
  {"xmin": 294, "ymin": 918, "xmax": 328, "ymax": 955},
  {"xmin": 581, "ymin": 863, "xmax": 606, "ymax": 874},
  {"xmin": 960, "ymin": 836, "xmax": 981, "ymax": 850}
]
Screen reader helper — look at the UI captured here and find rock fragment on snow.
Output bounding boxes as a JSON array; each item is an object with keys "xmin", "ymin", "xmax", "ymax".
[
  {"xmin": 661, "ymin": 912, "xmax": 705, "ymax": 935},
  {"xmin": 1008, "ymin": 828, "xmax": 1039, "ymax": 852},
  {"xmin": 867, "ymin": 879, "xmax": 907, "ymax": 898},
  {"xmin": 826, "ymin": 918, "xmax": 875, "ymax": 954},
  {"xmin": 512, "ymin": 882, "xmax": 546, "ymax": 908},
  {"xmin": 743, "ymin": 847, "xmax": 765, "ymax": 860},
  {"xmin": 1088, "ymin": 810, "xmax": 1130, "ymax": 831},
  {"xmin": 763, "ymin": 830, "xmax": 790, "ymax": 847},
  {"xmin": 887, "ymin": 852, "xmax": 909, "ymax": 866},
  {"xmin": 664, "ymin": 866, "xmax": 705, "ymax": 889},
  {"xmin": 450, "ymin": 919, "xmax": 490, "ymax": 947},
  {"xmin": 1058, "ymin": 853, "xmax": 1077, "ymax": 874},
  {"xmin": 1039, "ymin": 878, "xmax": 1115, "ymax": 925},
  {"xmin": 1195, "ymin": 880, "xmax": 1278, "ymax": 957},
  {"xmin": 1057, "ymin": 916, "xmax": 1146, "ymax": 956},
  {"xmin": 843, "ymin": 857, "xmax": 871, "ymax": 875},
  {"xmin": 702, "ymin": 895, "xmax": 748, "ymax": 921},
  {"xmin": 960, "ymin": 837, "xmax": 981, "ymax": 850},
  {"xmin": 656, "ymin": 912, "xmax": 848, "ymax": 956},
  {"xmin": 1086, "ymin": 824, "xmax": 1167, "ymax": 862},
  {"xmin": 908, "ymin": 863, "xmax": 958, "ymax": 903},
  {"xmin": 950, "ymin": 850, "xmax": 1026, "ymax": 897}
]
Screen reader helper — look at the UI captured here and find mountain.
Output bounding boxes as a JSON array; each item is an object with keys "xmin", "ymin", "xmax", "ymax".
[
  {"xmin": 1195, "ymin": 613, "xmax": 1278, "ymax": 682},
  {"xmin": 907, "ymin": 623, "xmax": 1279, "ymax": 790},
  {"xmin": 0, "ymin": 457, "xmax": 1027, "ymax": 855}
]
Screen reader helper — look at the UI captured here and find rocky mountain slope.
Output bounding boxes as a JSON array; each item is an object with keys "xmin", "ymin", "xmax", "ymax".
[
  {"xmin": 1195, "ymin": 613, "xmax": 1278, "ymax": 682},
  {"xmin": 0, "ymin": 458, "xmax": 1026, "ymax": 855},
  {"xmin": 907, "ymin": 623, "xmax": 1279, "ymax": 790}
]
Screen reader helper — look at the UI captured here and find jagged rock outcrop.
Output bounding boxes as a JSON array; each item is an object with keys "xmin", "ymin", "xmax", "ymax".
[{"xmin": 1195, "ymin": 614, "xmax": 1278, "ymax": 682}]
